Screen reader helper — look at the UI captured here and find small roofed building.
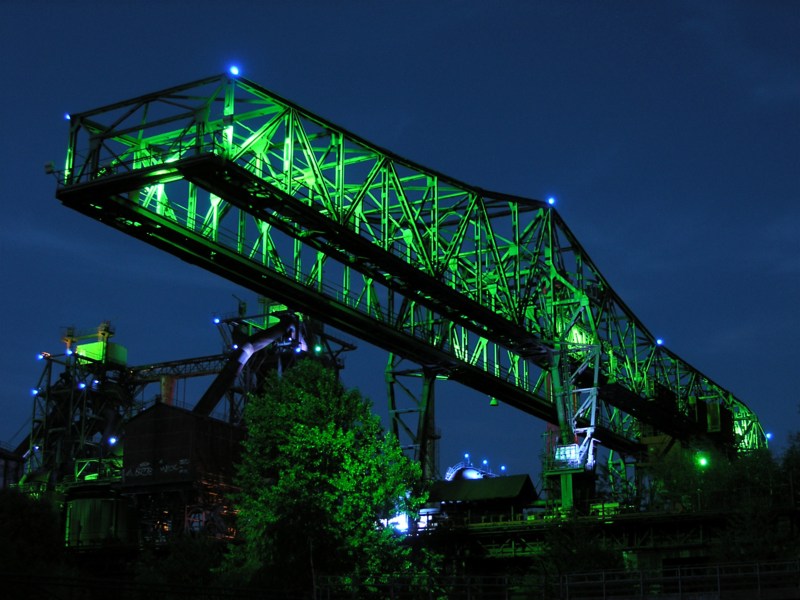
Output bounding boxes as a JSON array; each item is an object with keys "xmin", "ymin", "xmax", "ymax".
[{"xmin": 429, "ymin": 474, "xmax": 538, "ymax": 523}]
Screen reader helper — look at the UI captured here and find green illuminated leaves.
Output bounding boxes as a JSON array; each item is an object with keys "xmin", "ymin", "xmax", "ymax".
[{"xmin": 230, "ymin": 360, "xmax": 426, "ymax": 591}]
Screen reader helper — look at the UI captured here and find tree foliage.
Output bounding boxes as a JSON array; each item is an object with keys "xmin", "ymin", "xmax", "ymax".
[
  {"xmin": 134, "ymin": 535, "xmax": 230, "ymax": 588},
  {"xmin": 228, "ymin": 360, "xmax": 428, "ymax": 592},
  {"xmin": 643, "ymin": 442, "xmax": 797, "ymax": 562},
  {"xmin": 0, "ymin": 489, "xmax": 67, "ymax": 575},
  {"xmin": 782, "ymin": 431, "xmax": 800, "ymax": 486}
]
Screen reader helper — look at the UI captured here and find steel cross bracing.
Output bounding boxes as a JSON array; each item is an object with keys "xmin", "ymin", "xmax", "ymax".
[
  {"xmin": 127, "ymin": 354, "xmax": 228, "ymax": 383},
  {"xmin": 55, "ymin": 73, "xmax": 766, "ymax": 464},
  {"xmin": 19, "ymin": 350, "xmax": 229, "ymax": 481}
]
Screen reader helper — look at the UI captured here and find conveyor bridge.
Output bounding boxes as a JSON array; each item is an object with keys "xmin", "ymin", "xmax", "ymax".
[{"xmin": 55, "ymin": 73, "xmax": 766, "ymax": 493}]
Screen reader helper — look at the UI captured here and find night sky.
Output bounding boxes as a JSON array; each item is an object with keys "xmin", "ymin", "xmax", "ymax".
[{"xmin": 1, "ymin": 1, "xmax": 798, "ymax": 485}]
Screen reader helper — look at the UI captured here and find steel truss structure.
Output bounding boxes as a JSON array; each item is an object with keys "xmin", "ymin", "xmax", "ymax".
[
  {"xmin": 20, "ymin": 329, "xmax": 224, "ymax": 489},
  {"xmin": 55, "ymin": 73, "xmax": 766, "ymax": 502},
  {"xmin": 20, "ymin": 310, "xmax": 352, "ymax": 494},
  {"xmin": 23, "ymin": 325, "xmax": 134, "ymax": 490}
]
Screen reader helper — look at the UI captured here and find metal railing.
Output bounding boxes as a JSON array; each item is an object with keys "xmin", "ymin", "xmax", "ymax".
[{"xmin": 562, "ymin": 560, "xmax": 800, "ymax": 600}]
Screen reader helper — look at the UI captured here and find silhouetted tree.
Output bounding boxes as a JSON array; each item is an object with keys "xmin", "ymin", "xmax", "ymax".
[
  {"xmin": 642, "ymin": 445, "xmax": 715, "ymax": 512},
  {"xmin": 782, "ymin": 431, "xmax": 800, "ymax": 493},
  {"xmin": 708, "ymin": 448, "xmax": 788, "ymax": 562},
  {"xmin": 0, "ymin": 489, "xmax": 67, "ymax": 575},
  {"xmin": 134, "ymin": 535, "xmax": 230, "ymax": 588},
  {"xmin": 781, "ymin": 431, "xmax": 800, "ymax": 558}
]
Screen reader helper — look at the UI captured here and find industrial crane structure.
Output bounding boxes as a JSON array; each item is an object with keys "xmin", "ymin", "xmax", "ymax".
[
  {"xmin": 53, "ymin": 72, "xmax": 766, "ymax": 510},
  {"xmin": 15, "ymin": 302, "xmax": 352, "ymax": 545}
]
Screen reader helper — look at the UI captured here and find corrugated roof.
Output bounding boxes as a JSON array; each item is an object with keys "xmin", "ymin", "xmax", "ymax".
[{"xmin": 430, "ymin": 474, "xmax": 538, "ymax": 504}]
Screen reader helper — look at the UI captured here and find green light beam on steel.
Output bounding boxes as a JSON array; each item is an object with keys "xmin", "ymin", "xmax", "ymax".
[{"xmin": 55, "ymin": 73, "xmax": 767, "ymax": 458}]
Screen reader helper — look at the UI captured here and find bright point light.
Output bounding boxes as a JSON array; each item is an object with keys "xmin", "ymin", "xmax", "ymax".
[
  {"xmin": 108, "ymin": 436, "xmax": 118, "ymax": 446},
  {"xmin": 78, "ymin": 382, "xmax": 86, "ymax": 390},
  {"xmin": 656, "ymin": 338, "xmax": 664, "ymax": 346},
  {"xmin": 212, "ymin": 316, "xmax": 221, "ymax": 324},
  {"xmin": 232, "ymin": 344, "xmax": 239, "ymax": 350},
  {"xmin": 482, "ymin": 459, "xmax": 488, "ymax": 466},
  {"xmin": 229, "ymin": 65, "xmax": 240, "ymax": 76},
  {"xmin": 64, "ymin": 113, "xmax": 71, "ymax": 121},
  {"xmin": 547, "ymin": 197, "xmax": 555, "ymax": 205},
  {"xmin": 766, "ymin": 432, "xmax": 773, "ymax": 440},
  {"xmin": 500, "ymin": 465, "xmax": 506, "ymax": 472},
  {"xmin": 386, "ymin": 513, "xmax": 409, "ymax": 533},
  {"xmin": 36, "ymin": 353, "xmax": 45, "ymax": 360},
  {"xmin": 30, "ymin": 388, "xmax": 39, "ymax": 396},
  {"xmin": 294, "ymin": 346, "xmax": 303, "ymax": 354},
  {"xmin": 314, "ymin": 344, "xmax": 323, "ymax": 353},
  {"xmin": 65, "ymin": 348, "xmax": 73, "ymax": 356},
  {"xmin": 464, "ymin": 453, "xmax": 470, "ymax": 460}
]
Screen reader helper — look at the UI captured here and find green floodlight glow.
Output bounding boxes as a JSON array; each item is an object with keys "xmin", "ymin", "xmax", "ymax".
[{"xmin": 695, "ymin": 453, "xmax": 709, "ymax": 468}]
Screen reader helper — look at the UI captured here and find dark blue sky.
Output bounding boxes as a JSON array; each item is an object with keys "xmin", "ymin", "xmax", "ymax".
[{"xmin": 1, "ymin": 1, "xmax": 798, "ymax": 482}]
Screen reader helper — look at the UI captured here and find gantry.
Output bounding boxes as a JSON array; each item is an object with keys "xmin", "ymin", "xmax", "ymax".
[{"xmin": 54, "ymin": 73, "xmax": 766, "ymax": 507}]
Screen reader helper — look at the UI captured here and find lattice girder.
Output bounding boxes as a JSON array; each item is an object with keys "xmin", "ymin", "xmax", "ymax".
[{"xmin": 57, "ymin": 74, "xmax": 766, "ymax": 457}]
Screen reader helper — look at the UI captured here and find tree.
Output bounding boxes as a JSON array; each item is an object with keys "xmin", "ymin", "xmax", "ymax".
[
  {"xmin": 227, "ymin": 359, "xmax": 429, "ymax": 594},
  {"xmin": 134, "ymin": 535, "xmax": 230, "ymax": 589},
  {"xmin": 781, "ymin": 431, "xmax": 800, "ymax": 558},
  {"xmin": 643, "ymin": 441, "xmax": 795, "ymax": 562},
  {"xmin": 708, "ymin": 448, "xmax": 787, "ymax": 562},
  {"xmin": 0, "ymin": 489, "xmax": 67, "ymax": 575},
  {"xmin": 782, "ymin": 431, "xmax": 800, "ymax": 490}
]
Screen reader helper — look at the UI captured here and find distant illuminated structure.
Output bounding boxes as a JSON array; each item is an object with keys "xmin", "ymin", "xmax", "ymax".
[{"xmin": 444, "ymin": 453, "xmax": 503, "ymax": 481}]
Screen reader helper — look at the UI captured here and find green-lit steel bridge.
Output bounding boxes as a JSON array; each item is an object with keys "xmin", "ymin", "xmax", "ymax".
[{"xmin": 54, "ymin": 73, "xmax": 766, "ymax": 506}]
